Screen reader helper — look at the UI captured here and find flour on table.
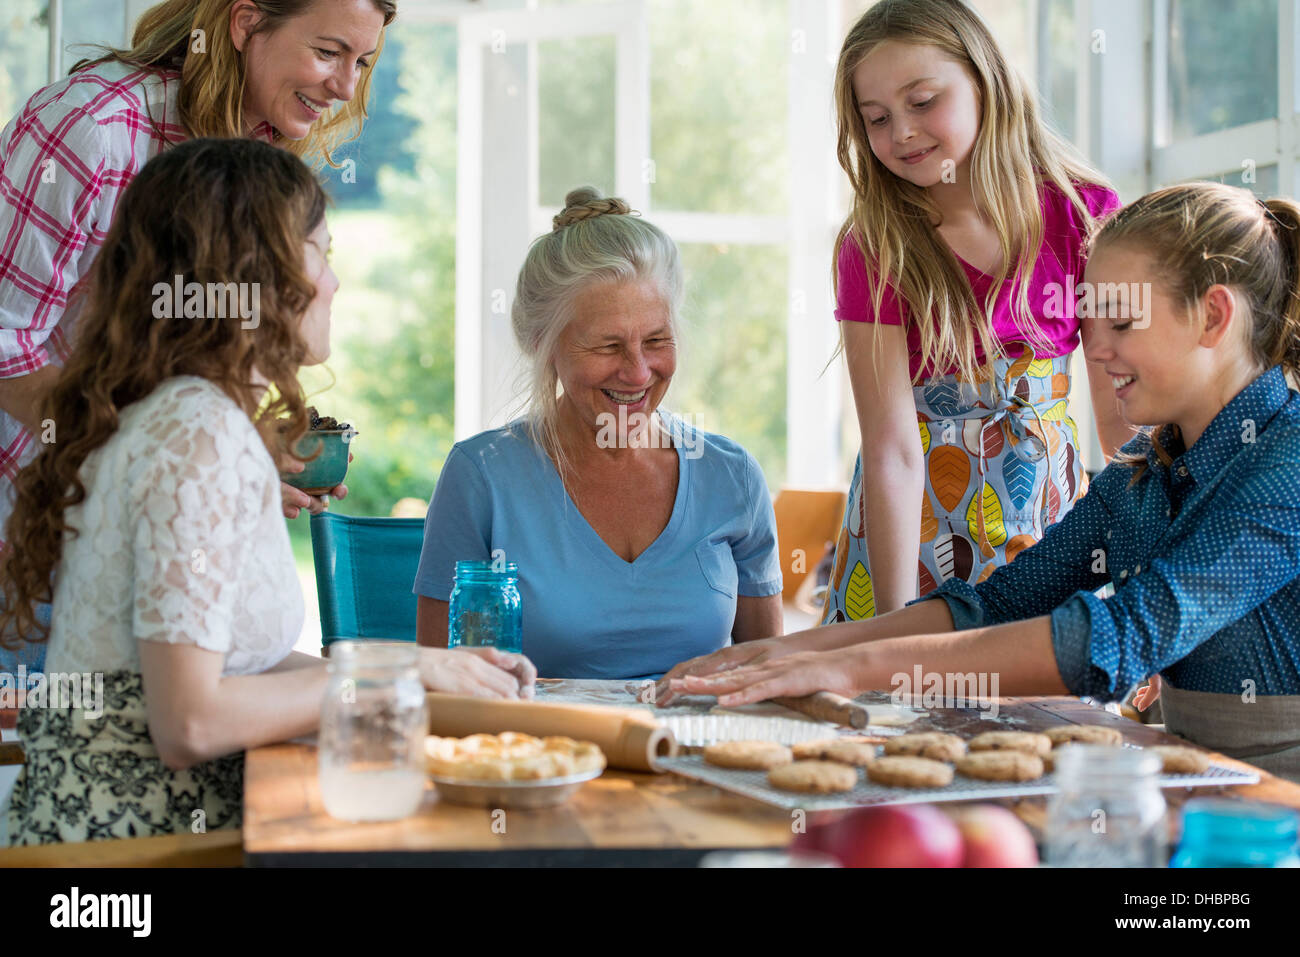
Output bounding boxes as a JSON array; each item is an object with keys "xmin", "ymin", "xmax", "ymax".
[
  {"xmin": 530, "ymin": 678, "xmax": 926, "ymax": 729},
  {"xmin": 708, "ymin": 700, "xmax": 924, "ymax": 728}
]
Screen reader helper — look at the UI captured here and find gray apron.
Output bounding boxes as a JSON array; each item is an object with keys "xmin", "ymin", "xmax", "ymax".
[{"xmin": 1160, "ymin": 682, "xmax": 1300, "ymax": 785}]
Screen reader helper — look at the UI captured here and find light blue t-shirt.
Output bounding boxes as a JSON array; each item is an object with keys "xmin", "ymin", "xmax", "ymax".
[{"xmin": 413, "ymin": 412, "xmax": 782, "ymax": 679}]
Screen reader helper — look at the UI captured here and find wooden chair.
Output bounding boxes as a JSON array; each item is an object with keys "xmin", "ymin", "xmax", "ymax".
[
  {"xmin": 0, "ymin": 740, "xmax": 24, "ymax": 767},
  {"xmin": 1, "ymin": 700, "xmax": 24, "ymax": 767},
  {"xmin": 771, "ymin": 487, "xmax": 848, "ymax": 611},
  {"xmin": 0, "ymin": 828, "xmax": 243, "ymax": 867}
]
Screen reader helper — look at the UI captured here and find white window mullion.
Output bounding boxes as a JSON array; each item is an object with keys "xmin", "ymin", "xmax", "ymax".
[
  {"xmin": 48, "ymin": 0, "xmax": 64, "ymax": 84},
  {"xmin": 1068, "ymin": 0, "xmax": 1151, "ymax": 472},
  {"xmin": 1150, "ymin": 0, "xmax": 1170, "ymax": 153},
  {"xmin": 454, "ymin": 24, "xmax": 487, "ymax": 442},
  {"xmin": 614, "ymin": 0, "xmax": 650, "ymax": 213},
  {"xmin": 1035, "ymin": 0, "xmax": 1052, "ymax": 123},
  {"xmin": 457, "ymin": 2, "xmax": 647, "ymax": 439},
  {"xmin": 1281, "ymin": 0, "xmax": 1299, "ymax": 198},
  {"xmin": 785, "ymin": 0, "xmax": 842, "ymax": 488},
  {"xmin": 1074, "ymin": 0, "xmax": 1093, "ymax": 160}
]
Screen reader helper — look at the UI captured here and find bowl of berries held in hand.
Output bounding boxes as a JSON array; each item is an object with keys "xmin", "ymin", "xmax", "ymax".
[{"xmin": 279, "ymin": 407, "xmax": 357, "ymax": 495}]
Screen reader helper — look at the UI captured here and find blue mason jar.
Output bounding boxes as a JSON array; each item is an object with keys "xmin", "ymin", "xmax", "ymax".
[
  {"xmin": 1170, "ymin": 798, "xmax": 1300, "ymax": 867},
  {"xmin": 448, "ymin": 560, "xmax": 522, "ymax": 653}
]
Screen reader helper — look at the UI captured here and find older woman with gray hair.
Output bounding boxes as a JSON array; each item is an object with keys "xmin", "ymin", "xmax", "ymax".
[{"xmin": 413, "ymin": 187, "xmax": 783, "ymax": 679}]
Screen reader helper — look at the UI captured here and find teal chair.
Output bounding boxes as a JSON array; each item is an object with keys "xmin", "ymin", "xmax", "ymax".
[{"xmin": 309, "ymin": 512, "xmax": 426, "ymax": 653}]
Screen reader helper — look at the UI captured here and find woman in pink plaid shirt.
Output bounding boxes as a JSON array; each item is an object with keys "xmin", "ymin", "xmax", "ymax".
[
  {"xmin": 0, "ymin": 0, "xmax": 397, "ymax": 530},
  {"xmin": 0, "ymin": 0, "xmax": 396, "ymax": 673}
]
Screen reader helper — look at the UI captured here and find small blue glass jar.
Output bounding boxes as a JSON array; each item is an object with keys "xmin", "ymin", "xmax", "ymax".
[
  {"xmin": 1170, "ymin": 798, "xmax": 1300, "ymax": 867},
  {"xmin": 448, "ymin": 560, "xmax": 522, "ymax": 654}
]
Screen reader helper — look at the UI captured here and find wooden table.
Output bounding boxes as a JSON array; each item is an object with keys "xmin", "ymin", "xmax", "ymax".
[{"xmin": 242, "ymin": 695, "xmax": 1300, "ymax": 866}]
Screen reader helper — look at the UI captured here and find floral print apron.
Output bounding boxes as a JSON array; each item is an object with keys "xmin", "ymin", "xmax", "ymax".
[
  {"xmin": 5, "ymin": 670, "xmax": 243, "ymax": 845},
  {"xmin": 823, "ymin": 348, "xmax": 1088, "ymax": 622}
]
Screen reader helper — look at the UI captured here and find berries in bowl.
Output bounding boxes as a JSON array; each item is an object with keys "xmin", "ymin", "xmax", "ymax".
[{"xmin": 280, "ymin": 407, "xmax": 357, "ymax": 495}]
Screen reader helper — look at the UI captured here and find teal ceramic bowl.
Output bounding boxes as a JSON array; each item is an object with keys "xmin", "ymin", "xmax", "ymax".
[{"xmin": 281, "ymin": 428, "xmax": 356, "ymax": 495}]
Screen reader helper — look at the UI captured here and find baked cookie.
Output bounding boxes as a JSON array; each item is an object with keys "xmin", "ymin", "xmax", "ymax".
[
  {"xmin": 703, "ymin": 740, "xmax": 794, "ymax": 770},
  {"xmin": 1149, "ymin": 745, "xmax": 1211, "ymax": 775},
  {"xmin": 883, "ymin": 732, "xmax": 966, "ymax": 762},
  {"xmin": 791, "ymin": 736, "xmax": 878, "ymax": 760},
  {"xmin": 768, "ymin": 760, "xmax": 858, "ymax": 793},
  {"xmin": 866, "ymin": 755, "xmax": 954, "ymax": 789},
  {"xmin": 820, "ymin": 741, "xmax": 878, "ymax": 767},
  {"xmin": 792, "ymin": 738, "xmax": 839, "ymax": 760},
  {"xmin": 956, "ymin": 750, "xmax": 1045, "ymax": 781},
  {"xmin": 1045, "ymin": 725, "xmax": 1123, "ymax": 747},
  {"xmin": 968, "ymin": 731, "xmax": 1051, "ymax": 756}
]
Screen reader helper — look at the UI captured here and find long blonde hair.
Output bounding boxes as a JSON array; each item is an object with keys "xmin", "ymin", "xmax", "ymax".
[
  {"xmin": 1092, "ymin": 183, "xmax": 1300, "ymax": 479},
  {"xmin": 834, "ymin": 0, "xmax": 1112, "ymax": 383},
  {"xmin": 72, "ymin": 0, "xmax": 396, "ymax": 169}
]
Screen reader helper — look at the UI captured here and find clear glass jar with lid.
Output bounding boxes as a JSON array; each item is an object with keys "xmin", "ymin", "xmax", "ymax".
[
  {"xmin": 318, "ymin": 640, "xmax": 428, "ymax": 822},
  {"xmin": 1045, "ymin": 744, "xmax": 1168, "ymax": 867}
]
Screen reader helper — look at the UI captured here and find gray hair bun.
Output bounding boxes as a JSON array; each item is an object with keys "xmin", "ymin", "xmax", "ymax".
[{"xmin": 552, "ymin": 186, "xmax": 634, "ymax": 231}]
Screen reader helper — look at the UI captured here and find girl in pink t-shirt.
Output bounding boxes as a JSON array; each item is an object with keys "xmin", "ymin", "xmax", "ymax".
[{"xmin": 821, "ymin": 0, "xmax": 1131, "ymax": 625}]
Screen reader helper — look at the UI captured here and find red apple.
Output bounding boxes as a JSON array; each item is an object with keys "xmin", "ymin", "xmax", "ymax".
[
  {"xmin": 825, "ymin": 804, "xmax": 964, "ymax": 868},
  {"xmin": 947, "ymin": 804, "xmax": 1039, "ymax": 867},
  {"xmin": 790, "ymin": 810, "xmax": 845, "ymax": 856}
]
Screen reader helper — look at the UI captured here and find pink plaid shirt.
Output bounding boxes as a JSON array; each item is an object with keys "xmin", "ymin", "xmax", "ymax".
[{"xmin": 0, "ymin": 60, "xmax": 272, "ymax": 549}]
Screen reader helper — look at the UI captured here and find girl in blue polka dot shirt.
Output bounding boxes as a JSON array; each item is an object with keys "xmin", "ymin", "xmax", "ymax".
[{"xmin": 663, "ymin": 182, "xmax": 1300, "ymax": 782}]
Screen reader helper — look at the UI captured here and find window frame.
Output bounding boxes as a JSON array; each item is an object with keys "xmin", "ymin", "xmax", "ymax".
[{"xmin": 25, "ymin": 0, "xmax": 1299, "ymax": 485}]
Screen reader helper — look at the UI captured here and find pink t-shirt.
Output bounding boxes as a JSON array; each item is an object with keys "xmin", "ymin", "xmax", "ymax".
[{"xmin": 835, "ymin": 180, "xmax": 1121, "ymax": 379}]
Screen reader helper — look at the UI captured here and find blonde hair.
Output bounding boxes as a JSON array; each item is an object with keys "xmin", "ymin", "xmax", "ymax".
[
  {"xmin": 512, "ymin": 186, "xmax": 683, "ymax": 481},
  {"xmin": 72, "ymin": 0, "xmax": 396, "ymax": 169},
  {"xmin": 1092, "ymin": 182, "xmax": 1300, "ymax": 479},
  {"xmin": 833, "ymin": 0, "xmax": 1112, "ymax": 383}
]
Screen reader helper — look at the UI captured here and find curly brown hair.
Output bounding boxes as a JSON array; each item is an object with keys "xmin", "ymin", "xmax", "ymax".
[{"xmin": 0, "ymin": 137, "xmax": 327, "ymax": 648}]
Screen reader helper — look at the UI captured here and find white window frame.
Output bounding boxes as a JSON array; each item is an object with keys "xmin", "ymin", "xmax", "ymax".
[
  {"xmin": 42, "ymin": 0, "xmax": 1299, "ymax": 483},
  {"xmin": 1150, "ymin": 0, "xmax": 1298, "ymax": 196},
  {"xmin": 43, "ymin": 0, "xmax": 150, "ymax": 82},
  {"xmin": 1063, "ymin": 0, "xmax": 1151, "ymax": 472},
  {"xmin": 400, "ymin": 0, "xmax": 652, "ymax": 441},
  {"xmin": 415, "ymin": 0, "xmax": 846, "ymax": 492}
]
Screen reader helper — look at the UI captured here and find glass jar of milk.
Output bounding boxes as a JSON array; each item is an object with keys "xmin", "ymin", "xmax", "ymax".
[
  {"xmin": 319, "ymin": 641, "xmax": 428, "ymax": 822},
  {"xmin": 1045, "ymin": 744, "xmax": 1168, "ymax": 867}
]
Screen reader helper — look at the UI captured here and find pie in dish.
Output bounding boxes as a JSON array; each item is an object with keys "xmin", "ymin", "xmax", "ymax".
[{"xmin": 424, "ymin": 732, "xmax": 606, "ymax": 781}]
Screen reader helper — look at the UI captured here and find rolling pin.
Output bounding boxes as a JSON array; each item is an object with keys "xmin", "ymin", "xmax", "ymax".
[
  {"xmin": 426, "ymin": 692, "xmax": 677, "ymax": 772},
  {"xmin": 773, "ymin": 691, "xmax": 871, "ymax": 728}
]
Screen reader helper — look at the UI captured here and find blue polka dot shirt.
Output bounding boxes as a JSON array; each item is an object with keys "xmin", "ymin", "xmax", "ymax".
[{"xmin": 924, "ymin": 365, "xmax": 1300, "ymax": 701}]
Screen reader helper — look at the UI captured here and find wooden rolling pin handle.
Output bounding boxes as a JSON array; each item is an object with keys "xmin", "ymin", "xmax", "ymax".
[{"xmin": 773, "ymin": 691, "xmax": 869, "ymax": 729}]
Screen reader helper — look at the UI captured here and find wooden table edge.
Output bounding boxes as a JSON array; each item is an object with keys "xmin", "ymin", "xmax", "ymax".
[{"xmin": 243, "ymin": 695, "xmax": 1300, "ymax": 864}]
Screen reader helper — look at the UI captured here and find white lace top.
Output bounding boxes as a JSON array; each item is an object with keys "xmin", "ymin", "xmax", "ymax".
[{"xmin": 43, "ymin": 376, "xmax": 303, "ymax": 676}]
